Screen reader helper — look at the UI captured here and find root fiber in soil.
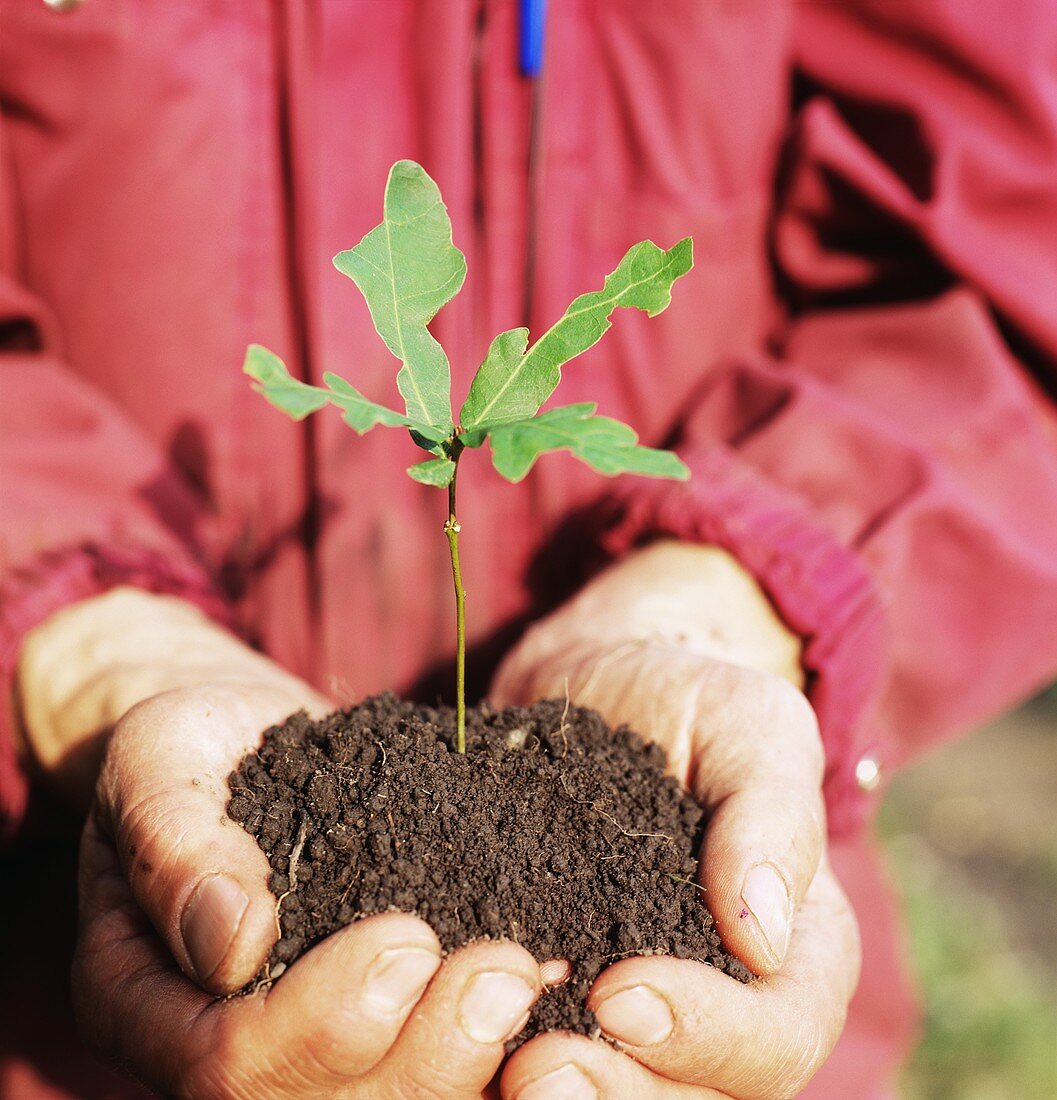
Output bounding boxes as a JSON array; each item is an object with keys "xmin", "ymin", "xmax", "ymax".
[{"xmin": 227, "ymin": 694, "xmax": 751, "ymax": 1044}]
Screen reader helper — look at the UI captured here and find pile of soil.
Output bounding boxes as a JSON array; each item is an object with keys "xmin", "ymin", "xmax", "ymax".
[{"xmin": 227, "ymin": 694, "xmax": 751, "ymax": 1044}]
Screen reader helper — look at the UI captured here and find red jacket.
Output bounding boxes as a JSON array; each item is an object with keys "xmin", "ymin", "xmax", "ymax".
[{"xmin": 3, "ymin": 1, "xmax": 1056, "ymax": 1096}]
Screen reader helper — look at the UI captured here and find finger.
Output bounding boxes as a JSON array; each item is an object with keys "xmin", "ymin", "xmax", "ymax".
[
  {"xmin": 502, "ymin": 643, "xmax": 827, "ymax": 976},
  {"xmin": 501, "ymin": 1032, "xmax": 726, "ymax": 1099},
  {"xmin": 586, "ymin": 862, "xmax": 860, "ymax": 1099},
  {"xmin": 73, "ymin": 814, "xmax": 215, "ymax": 1091},
  {"xmin": 689, "ymin": 664, "xmax": 826, "ymax": 974},
  {"xmin": 79, "ymin": 817, "xmax": 434, "ymax": 1100},
  {"xmin": 96, "ymin": 683, "xmax": 317, "ymax": 992},
  {"xmin": 495, "ymin": 638, "xmax": 705, "ymax": 779},
  {"xmin": 255, "ymin": 912, "xmax": 441, "ymax": 1086},
  {"xmin": 490, "ymin": 628, "xmax": 590, "ymax": 710},
  {"xmin": 375, "ymin": 939, "xmax": 542, "ymax": 1098}
]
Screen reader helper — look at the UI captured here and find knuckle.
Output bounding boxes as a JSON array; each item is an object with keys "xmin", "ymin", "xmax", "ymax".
[
  {"xmin": 181, "ymin": 1021, "xmax": 259, "ymax": 1100},
  {"xmin": 71, "ymin": 927, "xmax": 154, "ymax": 1062},
  {"xmin": 297, "ymin": 1007, "xmax": 371, "ymax": 1082},
  {"xmin": 72, "ymin": 918, "xmax": 120, "ymax": 994},
  {"xmin": 386, "ymin": 1062, "xmax": 457, "ymax": 1100},
  {"xmin": 183, "ymin": 1063, "xmax": 248, "ymax": 1100},
  {"xmin": 746, "ymin": 1012, "xmax": 829, "ymax": 1100},
  {"xmin": 741, "ymin": 677, "xmax": 825, "ymax": 788},
  {"xmin": 110, "ymin": 686, "xmax": 181, "ymax": 744},
  {"xmin": 97, "ymin": 688, "xmax": 195, "ymax": 809},
  {"xmin": 492, "ymin": 631, "xmax": 546, "ymax": 701},
  {"xmin": 783, "ymin": 786, "xmax": 827, "ymax": 851},
  {"xmin": 69, "ymin": 952, "xmax": 112, "ymax": 1058},
  {"xmin": 772, "ymin": 680, "xmax": 822, "ymax": 748},
  {"xmin": 383, "ymin": 1014, "xmax": 471, "ymax": 1099},
  {"xmin": 510, "ymin": 617, "xmax": 555, "ymax": 664},
  {"xmin": 117, "ymin": 786, "xmax": 195, "ymax": 871},
  {"xmin": 780, "ymin": 1016, "xmax": 833, "ymax": 1098}
]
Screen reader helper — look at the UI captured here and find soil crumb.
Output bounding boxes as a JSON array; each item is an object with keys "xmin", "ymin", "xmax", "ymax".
[{"xmin": 228, "ymin": 694, "xmax": 751, "ymax": 1044}]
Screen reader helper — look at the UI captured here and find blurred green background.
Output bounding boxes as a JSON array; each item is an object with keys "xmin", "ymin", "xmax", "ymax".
[{"xmin": 878, "ymin": 686, "xmax": 1057, "ymax": 1100}]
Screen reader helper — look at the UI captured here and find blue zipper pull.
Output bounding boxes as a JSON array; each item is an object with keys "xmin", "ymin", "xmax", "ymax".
[{"xmin": 519, "ymin": 0, "xmax": 547, "ymax": 77}]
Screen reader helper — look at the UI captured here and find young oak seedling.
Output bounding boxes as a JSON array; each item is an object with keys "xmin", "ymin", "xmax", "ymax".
[{"xmin": 246, "ymin": 160, "xmax": 692, "ymax": 753}]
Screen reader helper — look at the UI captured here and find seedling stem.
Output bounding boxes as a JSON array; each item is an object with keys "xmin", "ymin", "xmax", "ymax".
[
  {"xmin": 244, "ymin": 160, "xmax": 693, "ymax": 760},
  {"xmin": 445, "ymin": 438, "xmax": 467, "ymax": 752}
]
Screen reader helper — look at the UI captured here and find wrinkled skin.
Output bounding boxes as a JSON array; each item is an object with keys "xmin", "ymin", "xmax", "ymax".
[
  {"xmin": 52, "ymin": 542, "xmax": 858, "ymax": 1098},
  {"xmin": 74, "ymin": 682, "xmax": 547, "ymax": 1099},
  {"xmin": 489, "ymin": 543, "xmax": 860, "ymax": 1099}
]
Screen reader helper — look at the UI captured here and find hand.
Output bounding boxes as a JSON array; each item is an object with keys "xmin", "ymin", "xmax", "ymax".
[
  {"xmin": 75, "ymin": 683, "xmax": 545, "ymax": 1097},
  {"xmin": 490, "ymin": 542, "xmax": 861, "ymax": 1099},
  {"xmin": 22, "ymin": 590, "xmax": 546, "ymax": 1097}
]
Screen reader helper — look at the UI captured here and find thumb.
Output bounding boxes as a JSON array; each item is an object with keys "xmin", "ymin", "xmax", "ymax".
[
  {"xmin": 689, "ymin": 665, "xmax": 826, "ymax": 976},
  {"xmin": 95, "ymin": 682, "xmax": 325, "ymax": 993}
]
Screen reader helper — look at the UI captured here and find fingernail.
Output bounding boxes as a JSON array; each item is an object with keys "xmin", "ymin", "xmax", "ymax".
[
  {"xmin": 363, "ymin": 947, "xmax": 440, "ymax": 1014},
  {"xmin": 540, "ymin": 957, "xmax": 572, "ymax": 986},
  {"xmin": 458, "ymin": 971, "xmax": 536, "ymax": 1043},
  {"xmin": 516, "ymin": 1063, "xmax": 598, "ymax": 1100},
  {"xmin": 742, "ymin": 863, "xmax": 791, "ymax": 965},
  {"xmin": 594, "ymin": 984, "xmax": 674, "ymax": 1046},
  {"xmin": 180, "ymin": 874, "xmax": 249, "ymax": 982}
]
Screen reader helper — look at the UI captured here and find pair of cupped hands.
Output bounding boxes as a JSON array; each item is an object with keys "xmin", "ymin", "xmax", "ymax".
[{"xmin": 20, "ymin": 542, "xmax": 859, "ymax": 1099}]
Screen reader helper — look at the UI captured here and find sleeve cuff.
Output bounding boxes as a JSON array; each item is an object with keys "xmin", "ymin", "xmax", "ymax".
[
  {"xmin": 0, "ymin": 542, "xmax": 234, "ymax": 842},
  {"xmin": 585, "ymin": 445, "xmax": 889, "ymax": 836}
]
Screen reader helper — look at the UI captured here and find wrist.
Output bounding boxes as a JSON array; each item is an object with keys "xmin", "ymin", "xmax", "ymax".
[{"xmin": 14, "ymin": 587, "xmax": 292, "ymax": 801}]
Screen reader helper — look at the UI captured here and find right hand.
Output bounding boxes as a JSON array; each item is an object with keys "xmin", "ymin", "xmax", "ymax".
[
  {"xmin": 21, "ymin": 591, "xmax": 544, "ymax": 1097},
  {"xmin": 75, "ymin": 684, "xmax": 544, "ymax": 1098}
]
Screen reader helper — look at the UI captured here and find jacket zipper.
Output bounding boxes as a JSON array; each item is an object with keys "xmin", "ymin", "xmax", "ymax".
[{"xmin": 519, "ymin": 0, "xmax": 547, "ymax": 328}]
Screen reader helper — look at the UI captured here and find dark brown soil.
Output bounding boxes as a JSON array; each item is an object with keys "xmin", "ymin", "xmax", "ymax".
[{"xmin": 227, "ymin": 694, "xmax": 751, "ymax": 1044}]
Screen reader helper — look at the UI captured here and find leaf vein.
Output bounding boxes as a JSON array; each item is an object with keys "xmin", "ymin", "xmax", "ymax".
[
  {"xmin": 394, "ymin": 267, "xmax": 463, "ymax": 305},
  {"xmin": 389, "ymin": 198, "xmax": 443, "ymax": 228},
  {"xmin": 471, "ymin": 250, "xmax": 687, "ymax": 424},
  {"xmin": 382, "ymin": 211, "xmax": 428, "ymax": 419}
]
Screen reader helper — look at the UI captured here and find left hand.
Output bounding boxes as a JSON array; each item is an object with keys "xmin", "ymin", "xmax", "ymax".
[{"xmin": 490, "ymin": 541, "xmax": 861, "ymax": 1099}]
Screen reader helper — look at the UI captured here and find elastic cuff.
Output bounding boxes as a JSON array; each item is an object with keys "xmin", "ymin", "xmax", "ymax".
[
  {"xmin": 586, "ymin": 445, "xmax": 888, "ymax": 836},
  {"xmin": 0, "ymin": 543, "xmax": 233, "ymax": 842}
]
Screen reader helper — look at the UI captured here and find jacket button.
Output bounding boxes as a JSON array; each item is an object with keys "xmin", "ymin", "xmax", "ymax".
[
  {"xmin": 855, "ymin": 754, "xmax": 883, "ymax": 793},
  {"xmin": 44, "ymin": 0, "xmax": 86, "ymax": 10}
]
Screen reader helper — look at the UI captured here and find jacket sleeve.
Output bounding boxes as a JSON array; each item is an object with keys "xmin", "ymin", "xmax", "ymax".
[
  {"xmin": 0, "ymin": 151, "xmax": 231, "ymax": 839},
  {"xmin": 596, "ymin": 0, "xmax": 1057, "ymax": 834}
]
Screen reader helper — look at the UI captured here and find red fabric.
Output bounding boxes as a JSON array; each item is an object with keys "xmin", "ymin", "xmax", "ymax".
[
  {"xmin": 3, "ymin": 0, "xmax": 1057, "ymax": 1095},
  {"xmin": 0, "ymin": 543, "xmax": 233, "ymax": 843},
  {"xmin": 803, "ymin": 832, "xmax": 921, "ymax": 1100},
  {"xmin": 594, "ymin": 445, "xmax": 888, "ymax": 837}
]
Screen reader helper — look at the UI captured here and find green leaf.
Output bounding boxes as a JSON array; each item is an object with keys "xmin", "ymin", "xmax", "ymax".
[
  {"xmin": 409, "ymin": 428, "xmax": 450, "ymax": 455},
  {"xmin": 460, "ymin": 328, "xmax": 528, "ymax": 432},
  {"xmin": 244, "ymin": 345, "xmax": 425, "ymax": 437},
  {"xmin": 487, "ymin": 403, "xmax": 690, "ymax": 483},
  {"xmin": 322, "ymin": 372, "xmax": 416, "ymax": 434},
  {"xmin": 244, "ymin": 345, "xmax": 330, "ymax": 420},
  {"xmin": 460, "ymin": 237, "xmax": 693, "ymax": 430},
  {"xmin": 457, "ymin": 427, "xmax": 488, "ymax": 449},
  {"xmin": 334, "ymin": 160, "xmax": 464, "ymax": 433},
  {"xmin": 407, "ymin": 456, "xmax": 456, "ymax": 486}
]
